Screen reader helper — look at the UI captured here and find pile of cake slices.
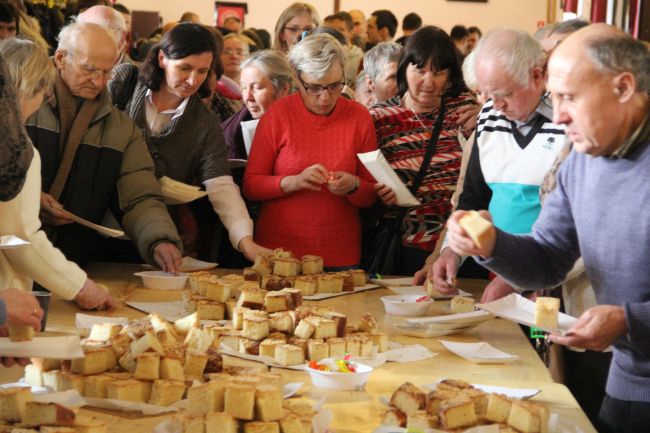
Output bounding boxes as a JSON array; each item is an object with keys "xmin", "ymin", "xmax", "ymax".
[
  {"xmin": 23, "ymin": 313, "xmax": 224, "ymax": 407},
  {"xmin": 183, "ymin": 368, "xmax": 317, "ymax": 433},
  {"xmin": 246, "ymin": 248, "xmax": 368, "ymax": 294},
  {"xmin": 383, "ymin": 379, "xmax": 550, "ymax": 433},
  {"xmin": 0, "ymin": 386, "xmax": 105, "ymax": 433}
]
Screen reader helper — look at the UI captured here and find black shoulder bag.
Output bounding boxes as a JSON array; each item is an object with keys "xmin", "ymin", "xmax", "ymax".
[{"xmin": 367, "ymin": 98, "xmax": 446, "ymax": 276}]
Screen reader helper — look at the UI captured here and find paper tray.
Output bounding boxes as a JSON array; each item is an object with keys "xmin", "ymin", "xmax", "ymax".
[
  {"xmin": 303, "ymin": 284, "xmax": 380, "ymax": 300},
  {"xmin": 406, "ymin": 310, "xmax": 494, "ymax": 326},
  {"xmin": 439, "ymin": 340, "xmax": 519, "ymax": 364},
  {"xmin": 0, "ymin": 335, "xmax": 84, "ymax": 359},
  {"xmin": 478, "ymin": 293, "xmax": 578, "ymax": 334},
  {"xmin": 357, "ymin": 149, "xmax": 420, "ymax": 207}
]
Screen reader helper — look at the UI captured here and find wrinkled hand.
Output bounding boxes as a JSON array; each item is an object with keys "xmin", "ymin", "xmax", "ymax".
[
  {"xmin": 456, "ymin": 103, "xmax": 480, "ymax": 134},
  {"xmin": 239, "ymin": 236, "xmax": 272, "ymax": 262},
  {"xmin": 550, "ymin": 305, "xmax": 626, "ymax": 351},
  {"xmin": 374, "ymin": 183, "xmax": 397, "ymax": 206},
  {"xmin": 431, "ymin": 248, "xmax": 462, "ymax": 295},
  {"xmin": 327, "ymin": 171, "xmax": 358, "ymax": 196},
  {"xmin": 153, "ymin": 242, "xmax": 182, "ymax": 274},
  {"xmin": 40, "ymin": 192, "xmax": 73, "ymax": 226},
  {"xmin": 74, "ymin": 278, "xmax": 116, "ymax": 311},
  {"xmin": 0, "ymin": 288, "xmax": 43, "ymax": 331},
  {"xmin": 281, "ymin": 164, "xmax": 329, "ymax": 193},
  {"xmin": 0, "ymin": 327, "xmax": 31, "ymax": 367},
  {"xmin": 446, "ymin": 210, "xmax": 496, "ymax": 258},
  {"xmin": 480, "ymin": 276, "xmax": 515, "ymax": 303}
]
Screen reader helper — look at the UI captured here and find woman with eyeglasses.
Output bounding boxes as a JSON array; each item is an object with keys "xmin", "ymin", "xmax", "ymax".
[
  {"xmin": 108, "ymin": 23, "xmax": 269, "ymax": 262},
  {"xmin": 272, "ymin": 2, "xmax": 319, "ymax": 53},
  {"xmin": 243, "ymin": 34, "xmax": 377, "ymax": 269},
  {"xmin": 367, "ymin": 26, "xmax": 480, "ymax": 275}
]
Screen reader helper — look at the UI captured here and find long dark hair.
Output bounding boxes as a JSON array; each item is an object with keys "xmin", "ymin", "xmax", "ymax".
[
  {"xmin": 139, "ymin": 23, "xmax": 218, "ymax": 99},
  {"xmin": 396, "ymin": 26, "xmax": 466, "ymax": 99}
]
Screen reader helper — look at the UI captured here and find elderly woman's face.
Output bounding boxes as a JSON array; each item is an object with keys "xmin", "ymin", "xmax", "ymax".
[
  {"xmin": 240, "ymin": 65, "xmax": 286, "ymax": 119},
  {"xmin": 281, "ymin": 12, "xmax": 314, "ymax": 50},
  {"xmin": 221, "ymin": 38, "xmax": 247, "ymax": 79},
  {"xmin": 297, "ymin": 63, "xmax": 345, "ymax": 116},
  {"xmin": 405, "ymin": 62, "xmax": 449, "ymax": 111}
]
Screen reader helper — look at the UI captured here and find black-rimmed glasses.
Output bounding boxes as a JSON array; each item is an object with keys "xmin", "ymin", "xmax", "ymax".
[{"xmin": 297, "ymin": 75, "xmax": 345, "ymax": 97}]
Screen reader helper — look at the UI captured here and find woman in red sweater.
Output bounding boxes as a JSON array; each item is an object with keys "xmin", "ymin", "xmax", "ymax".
[{"xmin": 243, "ymin": 34, "xmax": 377, "ymax": 268}]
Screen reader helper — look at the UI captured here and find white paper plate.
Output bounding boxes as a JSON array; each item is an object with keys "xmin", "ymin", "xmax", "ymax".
[
  {"xmin": 393, "ymin": 323, "xmax": 478, "ymax": 338},
  {"xmin": 406, "ymin": 310, "xmax": 494, "ymax": 326},
  {"xmin": 478, "ymin": 293, "xmax": 578, "ymax": 334},
  {"xmin": 0, "ymin": 235, "xmax": 30, "ymax": 249},
  {"xmin": 0, "ymin": 335, "xmax": 84, "ymax": 359},
  {"xmin": 126, "ymin": 300, "xmax": 192, "ymax": 322},
  {"xmin": 439, "ymin": 340, "xmax": 520, "ymax": 364},
  {"xmin": 179, "ymin": 256, "xmax": 218, "ymax": 272},
  {"xmin": 422, "ymin": 381, "xmax": 541, "ymax": 399}
]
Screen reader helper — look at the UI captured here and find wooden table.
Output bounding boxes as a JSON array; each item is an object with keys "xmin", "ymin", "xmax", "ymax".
[{"xmin": 1, "ymin": 263, "xmax": 597, "ymax": 433}]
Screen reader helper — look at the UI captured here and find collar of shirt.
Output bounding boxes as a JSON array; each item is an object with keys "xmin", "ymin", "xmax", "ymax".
[
  {"xmin": 144, "ymin": 88, "xmax": 189, "ymax": 136},
  {"xmin": 513, "ymin": 93, "xmax": 553, "ymax": 130},
  {"xmin": 610, "ymin": 111, "xmax": 650, "ymax": 159}
]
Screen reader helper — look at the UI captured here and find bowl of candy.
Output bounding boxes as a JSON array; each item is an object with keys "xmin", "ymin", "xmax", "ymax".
[
  {"xmin": 380, "ymin": 294, "xmax": 433, "ymax": 316},
  {"xmin": 306, "ymin": 356, "xmax": 373, "ymax": 391}
]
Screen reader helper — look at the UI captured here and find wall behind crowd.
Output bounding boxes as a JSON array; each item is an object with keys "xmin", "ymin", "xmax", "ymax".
[{"xmin": 120, "ymin": 0, "xmax": 552, "ymax": 36}]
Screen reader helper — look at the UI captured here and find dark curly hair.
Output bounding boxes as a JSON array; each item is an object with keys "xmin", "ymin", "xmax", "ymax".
[
  {"xmin": 138, "ymin": 22, "xmax": 218, "ymax": 99},
  {"xmin": 396, "ymin": 26, "xmax": 467, "ymax": 99}
]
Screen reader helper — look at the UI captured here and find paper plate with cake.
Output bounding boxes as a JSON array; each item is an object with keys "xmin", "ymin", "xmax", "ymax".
[{"xmin": 477, "ymin": 293, "xmax": 578, "ymax": 334}]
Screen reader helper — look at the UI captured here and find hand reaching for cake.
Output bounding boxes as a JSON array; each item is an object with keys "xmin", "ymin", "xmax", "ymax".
[{"xmin": 281, "ymin": 164, "xmax": 329, "ymax": 193}]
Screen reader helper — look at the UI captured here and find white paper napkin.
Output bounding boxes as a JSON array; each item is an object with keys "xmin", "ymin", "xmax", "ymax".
[
  {"xmin": 439, "ymin": 340, "xmax": 519, "ymax": 364},
  {"xmin": 33, "ymin": 390, "xmax": 87, "ymax": 407},
  {"xmin": 302, "ymin": 284, "xmax": 380, "ymax": 300},
  {"xmin": 384, "ymin": 344, "xmax": 437, "ymax": 363},
  {"xmin": 126, "ymin": 301, "xmax": 193, "ymax": 323},
  {"xmin": 75, "ymin": 313, "xmax": 129, "ymax": 330},
  {"xmin": 0, "ymin": 335, "xmax": 84, "ymax": 359},
  {"xmin": 83, "ymin": 397, "xmax": 179, "ymax": 415}
]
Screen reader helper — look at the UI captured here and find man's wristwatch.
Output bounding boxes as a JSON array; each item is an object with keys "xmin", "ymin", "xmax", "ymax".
[{"xmin": 347, "ymin": 176, "xmax": 360, "ymax": 195}]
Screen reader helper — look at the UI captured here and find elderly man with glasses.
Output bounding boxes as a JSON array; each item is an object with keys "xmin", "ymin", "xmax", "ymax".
[
  {"xmin": 243, "ymin": 33, "xmax": 377, "ymax": 270},
  {"xmin": 25, "ymin": 21, "xmax": 182, "ymax": 294}
]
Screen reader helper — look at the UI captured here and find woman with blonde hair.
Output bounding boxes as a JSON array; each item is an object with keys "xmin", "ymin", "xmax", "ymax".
[
  {"xmin": 272, "ymin": 2, "xmax": 319, "ymax": 53},
  {"xmin": 0, "ymin": 37, "xmax": 116, "ymax": 317}
]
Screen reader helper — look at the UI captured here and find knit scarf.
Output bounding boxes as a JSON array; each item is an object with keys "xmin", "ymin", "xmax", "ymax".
[{"xmin": 49, "ymin": 71, "xmax": 102, "ymax": 201}]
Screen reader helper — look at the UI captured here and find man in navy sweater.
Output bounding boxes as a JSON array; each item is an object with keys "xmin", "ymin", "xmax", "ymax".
[{"xmin": 446, "ymin": 24, "xmax": 650, "ymax": 433}]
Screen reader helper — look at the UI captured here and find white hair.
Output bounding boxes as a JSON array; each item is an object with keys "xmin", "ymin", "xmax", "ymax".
[
  {"xmin": 241, "ymin": 49, "xmax": 294, "ymax": 93},
  {"xmin": 76, "ymin": 6, "xmax": 125, "ymax": 49},
  {"xmin": 363, "ymin": 42, "xmax": 402, "ymax": 82},
  {"xmin": 57, "ymin": 21, "xmax": 116, "ymax": 55},
  {"xmin": 462, "ymin": 50, "xmax": 478, "ymax": 91},
  {"xmin": 474, "ymin": 28, "xmax": 547, "ymax": 86},
  {"xmin": 288, "ymin": 33, "xmax": 346, "ymax": 81}
]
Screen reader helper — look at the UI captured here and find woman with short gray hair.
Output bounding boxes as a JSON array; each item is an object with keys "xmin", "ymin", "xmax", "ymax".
[
  {"xmin": 243, "ymin": 33, "xmax": 378, "ymax": 270},
  {"xmin": 222, "ymin": 49, "xmax": 294, "ymax": 160}
]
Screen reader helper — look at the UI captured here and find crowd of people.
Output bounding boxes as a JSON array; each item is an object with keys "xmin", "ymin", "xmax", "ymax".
[{"xmin": 0, "ymin": 1, "xmax": 649, "ymax": 432}]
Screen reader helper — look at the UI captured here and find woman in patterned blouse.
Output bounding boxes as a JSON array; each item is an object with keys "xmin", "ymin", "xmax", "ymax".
[{"xmin": 370, "ymin": 26, "xmax": 479, "ymax": 275}]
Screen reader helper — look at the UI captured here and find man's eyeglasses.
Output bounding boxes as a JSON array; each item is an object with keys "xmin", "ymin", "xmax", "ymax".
[
  {"xmin": 79, "ymin": 64, "xmax": 112, "ymax": 81},
  {"xmin": 298, "ymin": 75, "xmax": 345, "ymax": 96},
  {"xmin": 285, "ymin": 25, "xmax": 314, "ymax": 34}
]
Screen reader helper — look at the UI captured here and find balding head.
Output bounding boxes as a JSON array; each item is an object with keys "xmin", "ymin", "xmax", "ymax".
[
  {"xmin": 77, "ymin": 5, "xmax": 127, "ymax": 53},
  {"xmin": 547, "ymin": 24, "xmax": 650, "ymax": 156},
  {"xmin": 55, "ymin": 22, "xmax": 118, "ymax": 100},
  {"xmin": 472, "ymin": 28, "xmax": 547, "ymax": 121}
]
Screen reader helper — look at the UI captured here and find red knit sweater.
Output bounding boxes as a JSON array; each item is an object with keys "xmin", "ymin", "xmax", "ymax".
[{"xmin": 243, "ymin": 93, "xmax": 377, "ymax": 267}]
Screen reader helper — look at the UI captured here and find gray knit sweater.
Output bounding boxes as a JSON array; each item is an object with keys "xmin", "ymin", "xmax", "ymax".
[
  {"xmin": 479, "ymin": 124, "xmax": 650, "ymax": 402},
  {"xmin": 108, "ymin": 64, "xmax": 230, "ymax": 186}
]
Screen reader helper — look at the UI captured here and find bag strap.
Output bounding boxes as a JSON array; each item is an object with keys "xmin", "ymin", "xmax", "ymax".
[{"xmin": 409, "ymin": 97, "xmax": 446, "ymax": 195}]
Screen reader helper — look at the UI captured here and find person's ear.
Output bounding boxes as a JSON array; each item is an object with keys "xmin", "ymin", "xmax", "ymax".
[
  {"xmin": 54, "ymin": 49, "xmax": 66, "ymax": 69},
  {"xmin": 612, "ymin": 72, "xmax": 636, "ymax": 102},
  {"xmin": 379, "ymin": 27, "xmax": 389, "ymax": 41},
  {"xmin": 366, "ymin": 75, "xmax": 376, "ymax": 92},
  {"xmin": 157, "ymin": 49, "xmax": 166, "ymax": 69}
]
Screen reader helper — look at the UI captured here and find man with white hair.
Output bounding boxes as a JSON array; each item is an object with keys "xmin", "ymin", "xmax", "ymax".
[
  {"xmin": 26, "ymin": 22, "xmax": 183, "ymax": 284},
  {"xmin": 363, "ymin": 42, "xmax": 401, "ymax": 105},
  {"xmin": 77, "ymin": 5, "xmax": 135, "ymax": 65},
  {"xmin": 446, "ymin": 24, "xmax": 650, "ymax": 433},
  {"xmin": 429, "ymin": 28, "xmax": 564, "ymax": 302}
]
